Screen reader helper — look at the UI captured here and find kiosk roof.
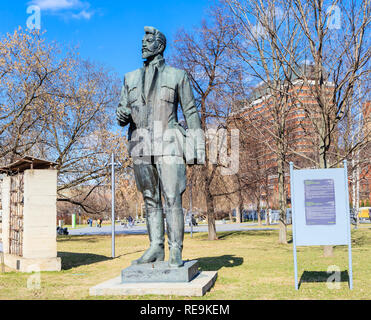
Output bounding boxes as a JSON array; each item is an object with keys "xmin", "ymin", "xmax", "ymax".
[{"xmin": 0, "ymin": 156, "xmax": 57, "ymax": 174}]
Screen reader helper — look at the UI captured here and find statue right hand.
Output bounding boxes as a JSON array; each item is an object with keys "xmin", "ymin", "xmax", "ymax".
[{"xmin": 116, "ymin": 107, "xmax": 131, "ymax": 126}]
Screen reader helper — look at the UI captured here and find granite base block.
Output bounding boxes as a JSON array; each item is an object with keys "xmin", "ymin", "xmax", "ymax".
[
  {"xmin": 121, "ymin": 260, "xmax": 200, "ymax": 283},
  {"xmin": 89, "ymin": 271, "xmax": 218, "ymax": 297},
  {"xmin": 3, "ymin": 253, "xmax": 61, "ymax": 272}
]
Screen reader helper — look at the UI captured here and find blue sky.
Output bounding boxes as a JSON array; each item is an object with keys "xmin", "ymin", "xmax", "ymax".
[{"xmin": 0, "ymin": 0, "xmax": 212, "ymax": 77}]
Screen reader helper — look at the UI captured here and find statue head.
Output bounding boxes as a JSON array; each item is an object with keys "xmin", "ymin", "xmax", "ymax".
[{"xmin": 142, "ymin": 26, "xmax": 166, "ymax": 60}]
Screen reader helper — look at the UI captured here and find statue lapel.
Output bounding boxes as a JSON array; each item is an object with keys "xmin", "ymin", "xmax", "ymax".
[
  {"xmin": 146, "ymin": 65, "xmax": 158, "ymax": 102},
  {"xmin": 138, "ymin": 67, "xmax": 146, "ymax": 105}
]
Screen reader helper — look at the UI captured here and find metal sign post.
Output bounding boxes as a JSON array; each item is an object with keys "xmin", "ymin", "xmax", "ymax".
[
  {"xmin": 111, "ymin": 153, "xmax": 115, "ymax": 259},
  {"xmin": 290, "ymin": 161, "xmax": 353, "ymax": 290},
  {"xmin": 107, "ymin": 153, "xmax": 123, "ymax": 259},
  {"xmin": 344, "ymin": 161, "xmax": 353, "ymax": 290},
  {"xmin": 189, "ymin": 180, "xmax": 193, "ymax": 238},
  {"xmin": 290, "ymin": 162, "xmax": 299, "ymax": 290}
]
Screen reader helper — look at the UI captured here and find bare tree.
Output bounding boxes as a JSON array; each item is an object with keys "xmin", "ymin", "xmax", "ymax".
[
  {"xmin": 0, "ymin": 28, "xmax": 131, "ymax": 215},
  {"xmin": 171, "ymin": 6, "xmax": 241, "ymax": 240},
  {"xmin": 288, "ymin": 0, "xmax": 370, "ymax": 255},
  {"xmin": 290, "ymin": 0, "xmax": 370, "ymax": 170},
  {"xmin": 226, "ymin": 0, "xmax": 309, "ymax": 243},
  {"xmin": 0, "ymin": 28, "xmax": 68, "ymax": 161},
  {"xmin": 226, "ymin": 0, "xmax": 370, "ymax": 249},
  {"xmin": 39, "ymin": 58, "xmax": 128, "ymax": 211}
]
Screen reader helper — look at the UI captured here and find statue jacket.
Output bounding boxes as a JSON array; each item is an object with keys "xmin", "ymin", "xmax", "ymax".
[{"xmin": 116, "ymin": 56, "xmax": 205, "ymax": 163}]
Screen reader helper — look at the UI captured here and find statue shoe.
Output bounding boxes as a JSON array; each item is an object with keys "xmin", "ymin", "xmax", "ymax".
[
  {"xmin": 168, "ymin": 247, "xmax": 183, "ymax": 268},
  {"xmin": 132, "ymin": 245, "xmax": 165, "ymax": 265}
]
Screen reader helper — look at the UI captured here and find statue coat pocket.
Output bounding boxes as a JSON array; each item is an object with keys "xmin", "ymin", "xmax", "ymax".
[
  {"xmin": 128, "ymin": 87, "xmax": 146, "ymax": 127},
  {"xmin": 160, "ymin": 86, "xmax": 176, "ymax": 103}
]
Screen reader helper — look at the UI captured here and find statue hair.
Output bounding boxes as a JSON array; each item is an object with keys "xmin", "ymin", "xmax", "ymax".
[{"xmin": 144, "ymin": 26, "xmax": 166, "ymax": 53}]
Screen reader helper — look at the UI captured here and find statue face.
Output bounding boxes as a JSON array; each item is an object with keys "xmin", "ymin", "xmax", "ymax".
[{"xmin": 142, "ymin": 33, "xmax": 162, "ymax": 60}]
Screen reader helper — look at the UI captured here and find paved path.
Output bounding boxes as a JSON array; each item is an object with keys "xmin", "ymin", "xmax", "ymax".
[{"xmin": 67, "ymin": 222, "xmax": 279, "ymax": 236}]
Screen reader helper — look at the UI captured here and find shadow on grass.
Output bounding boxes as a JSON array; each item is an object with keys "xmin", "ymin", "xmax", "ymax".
[
  {"xmin": 298, "ymin": 270, "xmax": 350, "ymax": 289},
  {"xmin": 57, "ymin": 236, "xmax": 101, "ymax": 243},
  {"xmin": 195, "ymin": 230, "xmax": 277, "ymax": 241},
  {"xmin": 196, "ymin": 255, "xmax": 243, "ymax": 271},
  {"xmin": 351, "ymin": 234, "xmax": 368, "ymax": 247},
  {"xmin": 58, "ymin": 252, "xmax": 110, "ymax": 270}
]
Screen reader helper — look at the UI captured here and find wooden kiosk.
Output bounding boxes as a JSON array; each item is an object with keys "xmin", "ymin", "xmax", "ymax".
[{"xmin": 0, "ymin": 156, "xmax": 61, "ymax": 272}]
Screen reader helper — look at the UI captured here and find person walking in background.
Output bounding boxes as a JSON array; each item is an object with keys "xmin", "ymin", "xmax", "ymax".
[{"xmin": 128, "ymin": 215, "xmax": 133, "ymax": 227}]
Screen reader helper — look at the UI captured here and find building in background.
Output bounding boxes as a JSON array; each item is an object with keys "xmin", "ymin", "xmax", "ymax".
[{"xmin": 230, "ymin": 63, "xmax": 339, "ymax": 209}]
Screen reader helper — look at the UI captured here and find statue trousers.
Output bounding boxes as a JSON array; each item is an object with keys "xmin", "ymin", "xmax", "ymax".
[{"xmin": 133, "ymin": 156, "xmax": 186, "ymax": 250}]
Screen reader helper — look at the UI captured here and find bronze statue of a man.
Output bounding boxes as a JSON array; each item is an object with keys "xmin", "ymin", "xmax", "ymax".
[{"xmin": 117, "ymin": 26, "xmax": 205, "ymax": 268}]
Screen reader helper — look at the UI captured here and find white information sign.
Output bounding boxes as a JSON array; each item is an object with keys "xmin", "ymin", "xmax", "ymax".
[{"xmin": 290, "ymin": 161, "xmax": 353, "ymax": 290}]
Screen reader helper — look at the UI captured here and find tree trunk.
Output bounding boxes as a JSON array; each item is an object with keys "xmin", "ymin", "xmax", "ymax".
[
  {"xmin": 277, "ymin": 158, "xmax": 287, "ymax": 244},
  {"xmin": 323, "ymin": 245, "xmax": 334, "ymax": 257},
  {"xmin": 319, "ymin": 132, "xmax": 334, "ymax": 256},
  {"xmin": 199, "ymin": 97, "xmax": 217, "ymax": 240},
  {"xmin": 238, "ymin": 190, "xmax": 244, "ymax": 223},
  {"xmin": 257, "ymin": 199, "xmax": 262, "ymax": 227},
  {"xmin": 236, "ymin": 206, "xmax": 241, "ymax": 223},
  {"xmin": 206, "ymin": 187, "xmax": 218, "ymax": 240},
  {"xmin": 355, "ymin": 154, "xmax": 360, "ymax": 228},
  {"xmin": 278, "ymin": 219, "xmax": 287, "ymax": 244},
  {"xmin": 266, "ymin": 207, "xmax": 270, "ymax": 226},
  {"xmin": 352, "ymin": 157, "xmax": 357, "ymax": 229}
]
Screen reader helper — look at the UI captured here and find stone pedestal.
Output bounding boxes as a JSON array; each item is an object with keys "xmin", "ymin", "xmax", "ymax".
[
  {"xmin": 90, "ymin": 271, "xmax": 217, "ymax": 297},
  {"xmin": 122, "ymin": 260, "xmax": 199, "ymax": 283},
  {"xmin": 1, "ymin": 169, "xmax": 61, "ymax": 272},
  {"xmin": 3, "ymin": 253, "xmax": 61, "ymax": 273},
  {"xmin": 90, "ymin": 260, "xmax": 217, "ymax": 297}
]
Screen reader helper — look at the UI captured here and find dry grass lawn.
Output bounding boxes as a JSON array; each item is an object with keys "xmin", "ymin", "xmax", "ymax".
[{"xmin": 1, "ymin": 226, "xmax": 371, "ymax": 300}]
